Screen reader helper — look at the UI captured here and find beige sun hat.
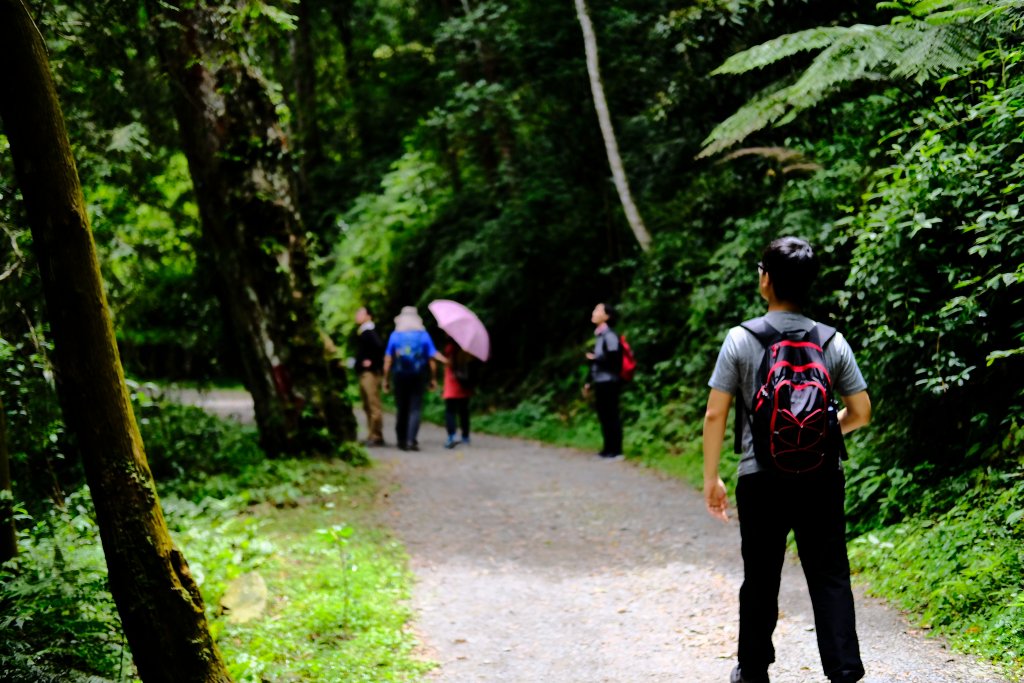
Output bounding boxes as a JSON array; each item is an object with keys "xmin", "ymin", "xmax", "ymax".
[{"xmin": 394, "ymin": 306, "xmax": 425, "ymax": 332}]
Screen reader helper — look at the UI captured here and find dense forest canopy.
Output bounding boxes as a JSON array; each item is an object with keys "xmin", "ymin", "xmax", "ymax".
[{"xmin": 1, "ymin": 0, "xmax": 1023, "ymax": 679}]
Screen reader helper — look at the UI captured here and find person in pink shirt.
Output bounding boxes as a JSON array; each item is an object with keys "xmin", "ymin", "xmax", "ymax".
[{"xmin": 442, "ymin": 338, "xmax": 475, "ymax": 448}]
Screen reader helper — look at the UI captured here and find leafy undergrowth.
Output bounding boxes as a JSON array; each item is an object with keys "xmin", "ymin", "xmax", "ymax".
[
  {"xmin": 848, "ymin": 466, "xmax": 1024, "ymax": 680},
  {"xmin": 0, "ymin": 401, "xmax": 431, "ymax": 682}
]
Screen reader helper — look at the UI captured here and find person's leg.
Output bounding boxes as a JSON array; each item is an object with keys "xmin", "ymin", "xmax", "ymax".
[
  {"xmin": 393, "ymin": 376, "xmax": 410, "ymax": 448},
  {"xmin": 594, "ymin": 382, "xmax": 614, "ymax": 454},
  {"xmin": 407, "ymin": 380, "xmax": 424, "ymax": 447},
  {"xmin": 608, "ymin": 382, "xmax": 622, "ymax": 455},
  {"xmin": 444, "ymin": 398, "xmax": 457, "ymax": 436},
  {"xmin": 794, "ymin": 469, "xmax": 864, "ymax": 683},
  {"xmin": 359, "ymin": 372, "xmax": 384, "ymax": 443},
  {"xmin": 358, "ymin": 372, "xmax": 372, "ymax": 438},
  {"xmin": 736, "ymin": 472, "xmax": 790, "ymax": 680},
  {"xmin": 444, "ymin": 399, "xmax": 458, "ymax": 448},
  {"xmin": 366, "ymin": 372, "xmax": 384, "ymax": 442},
  {"xmin": 459, "ymin": 398, "xmax": 470, "ymax": 441}
]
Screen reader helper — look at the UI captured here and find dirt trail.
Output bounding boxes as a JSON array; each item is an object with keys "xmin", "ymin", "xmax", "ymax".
[
  {"xmin": 177, "ymin": 389, "xmax": 1008, "ymax": 683},
  {"xmin": 376, "ymin": 420, "xmax": 1007, "ymax": 683}
]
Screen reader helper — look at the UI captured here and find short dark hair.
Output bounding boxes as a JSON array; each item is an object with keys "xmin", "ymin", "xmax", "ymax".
[
  {"xmin": 601, "ymin": 302, "xmax": 618, "ymax": 326},
  {"xmin": 761, "ymin": 237, "xmax": 819, "ymax": 307},
  {"xmin": 360, "ymin": 305, "xmax": 373, "ymax": 319}
]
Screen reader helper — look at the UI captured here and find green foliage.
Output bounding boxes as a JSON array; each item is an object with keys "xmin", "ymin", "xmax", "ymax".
[
  {"xmin": 1, "ymin": 398, "xmax": 426, "ymax": 681},
  {"xmin": 836, "ymin": 47, "xmax": 1024, "ymax": 502},
  {"xmin": 0, "ymin": 490, "xmax": 127, "ymax": 680},
  {"xmin": 850, "ymin": 460, "xmax": 1024, "ymax": 674},
  {"xmin": 700, "ymin": 0, "xmax": 1022, "ymax": 157},
  {"xmin": 317, "ymin": 148, "xmax": 453, "ymax": 336}
]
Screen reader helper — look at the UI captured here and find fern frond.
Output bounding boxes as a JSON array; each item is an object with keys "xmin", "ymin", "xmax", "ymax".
[
  {"xmin": 700, "ymin": 12, "xmax": 988, "ymax": 157},
  {"xmin": 700, "ymin": 25, "xmax": 896, "ymax": 158},
  {"xmin": 711, "ymin": 26, "xmax": 852, "ymax": 75},
  {"xmin": 908, "ymin": 0, "xmax": 961, "ymax": 18},
  {"xmin": 887, "ymin": 23, "xmax": 980, "ymax": 81}
]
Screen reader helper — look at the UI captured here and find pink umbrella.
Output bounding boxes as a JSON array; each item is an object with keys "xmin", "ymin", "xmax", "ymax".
[{"xmin": 427, "ymin": 299, "xmax": 491, "ymax": 362}]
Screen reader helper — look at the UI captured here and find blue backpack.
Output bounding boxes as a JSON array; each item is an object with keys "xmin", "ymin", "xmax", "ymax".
[{"xmin": 393, "ymin": 335, "xmax": 427, "ymax": 378}]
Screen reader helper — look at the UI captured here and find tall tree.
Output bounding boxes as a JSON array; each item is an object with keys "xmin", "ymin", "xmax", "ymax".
[
  {"xmin": 151, "ymin": 0, "xmax": 357, "ymax": 455},
  {"xmin": 0, "ymin": 394, "xmax": 15, "ymax": 563},
  {"xmin": 0, "ymin": 1, "xmax": 232, "ymax": 680},
  {"xmin": 573, "ymin": 0, "xmax": 651, "ymax": 252}
]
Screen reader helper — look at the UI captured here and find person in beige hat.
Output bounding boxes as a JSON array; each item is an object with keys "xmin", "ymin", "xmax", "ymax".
[{"xmin": 382, "ymin": 306, "xmax": 445, "ymax": 450}]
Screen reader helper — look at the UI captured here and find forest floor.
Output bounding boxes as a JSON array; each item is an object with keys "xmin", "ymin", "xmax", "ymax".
[{"xmin": 179, "ymin": 388, "xmax": 1009, "ymax": 683}]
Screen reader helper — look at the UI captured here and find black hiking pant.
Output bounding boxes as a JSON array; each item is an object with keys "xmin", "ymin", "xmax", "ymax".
[
  {"xmin": 593, "ymin": 380, "xmax": 622, "ymax": 455},
  {"xmin": 444, "ymin": 398, "xmax": 470, "ymax": 439},
  {"xmin": 736, "ymin": 467, "xmax": 864, "ymax": 683},
  {"xmin": 393, "ymin": 374, "xmax": 425, "ymax": 448}
]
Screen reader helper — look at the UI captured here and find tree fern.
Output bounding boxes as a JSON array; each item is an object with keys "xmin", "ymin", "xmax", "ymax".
[{"xmin": 699, "ymin": 0, "xmax": 1024, "ymax": 158}]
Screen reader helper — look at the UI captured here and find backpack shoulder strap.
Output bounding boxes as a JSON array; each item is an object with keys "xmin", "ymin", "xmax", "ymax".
[
  {"xmin": 732, "ymin": 317, "xmax": 779, "ymax": 454},
  {"xmin": 809, "ymin": 323, "xmax": 837, "ymax": 349},
  {"xmin": 739, "ymin": 316, "xmax": 781, "ymax": 346}
]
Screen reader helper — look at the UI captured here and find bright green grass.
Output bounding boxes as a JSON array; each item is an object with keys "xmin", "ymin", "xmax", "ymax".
[{"xmin": 183, "ymin": 461, "xmax": 434, "ymax": 683}]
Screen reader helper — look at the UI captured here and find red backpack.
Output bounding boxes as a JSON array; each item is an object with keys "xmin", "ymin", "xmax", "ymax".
[
  {"xmin": 737, "ymin": 318, "xmax": 846, "ymax": 474},
  {"xmin": 619, "ymin": 335, "xmax": 637, "ymax": 382}
]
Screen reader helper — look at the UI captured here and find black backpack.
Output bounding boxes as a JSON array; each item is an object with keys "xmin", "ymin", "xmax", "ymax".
[{"xmin": 735, "ymin": 317, "xmax": 847, "ymax": 474}]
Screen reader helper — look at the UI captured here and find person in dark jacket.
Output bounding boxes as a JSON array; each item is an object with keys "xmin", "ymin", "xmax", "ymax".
[
  {"xmin": 354, "ymin": 306, "xmax": 386, "ymax": 446},
  {"xmin": 584, "ymin": 302, "xmax": 624, "ymax": 458}
]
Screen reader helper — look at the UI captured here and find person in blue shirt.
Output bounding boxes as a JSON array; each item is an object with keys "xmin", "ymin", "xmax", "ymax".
[{"xmin": 383, "ymin": 306, "xmax": 445, "ymax": 451}]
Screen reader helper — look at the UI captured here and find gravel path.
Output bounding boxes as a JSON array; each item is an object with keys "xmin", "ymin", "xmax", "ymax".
[
  {"xmin": 375, "ymin": 420, "xmax": 1008, "ymax": 683},
  {"xmin": 173, "ymin": 389, "xmax": 1007, "ymax": 683}
]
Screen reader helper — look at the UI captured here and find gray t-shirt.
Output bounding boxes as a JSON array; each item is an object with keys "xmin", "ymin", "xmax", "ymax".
[{"xmin": 708, "ymin": 311, "xmax": 868, "ymax": 477}]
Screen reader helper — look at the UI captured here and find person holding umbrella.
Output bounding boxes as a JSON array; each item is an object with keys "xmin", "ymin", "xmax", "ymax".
[
  {"xmin": 441, "ymin": 337, "xmax": 476, "ymax": 448},
  {"xmin": 427, "ymin": 300, "xmax": 491, "ymax": 449}
]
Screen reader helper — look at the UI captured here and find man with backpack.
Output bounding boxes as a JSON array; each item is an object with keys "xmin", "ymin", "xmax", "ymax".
[
  {"xmin": 702, "ymin": 237, "xmax": 872, "ymax": 683},
  {"xmin": 585, "ymin": 302, "xmax": 626, "ymax": 459},
  {"xmin": 383, "ymin": 306, "xmax": 444, "ymax": 451}
]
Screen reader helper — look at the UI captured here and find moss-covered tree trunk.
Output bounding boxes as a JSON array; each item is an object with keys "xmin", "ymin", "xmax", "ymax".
[
  {"xmin": 0, "ymin": 1, "xmax": 232, "ymax": 680},
  {"xmin": 153, "ymin": 0, "xmax": 356, "ymax": 456}
]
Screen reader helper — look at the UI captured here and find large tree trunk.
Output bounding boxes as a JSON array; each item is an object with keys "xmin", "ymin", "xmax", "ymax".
[
  {"xmin": 0, "ymin": 2, "xmax": 232, "ymax": 680},
  {"xmin": 292, "ymin": 0, "xmax": 323, "ymax": 224},
  {"xmin": 573, "ymin": 0, "xmax": 652, "ymax": 252},
  {"xmin": 0, "ymin": 394, "xmax": 15, "ymax": 564},
  {"xmin": 153, "ymin": 0, "xmax": 357, "ymax": 456}
]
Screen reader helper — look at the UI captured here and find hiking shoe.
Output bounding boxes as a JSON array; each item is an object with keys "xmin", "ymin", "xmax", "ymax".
[
  {"xmin": 730, "ymin": 666, "xmax": 769, "ymax": 683},
  {"xmin": 460, "ymin": 436, "xmax": 471, "ymax": 446},
  {"xmin": 444, "ymin": 435, "xmax": 458, "ymax": 449},
  {"xmin": 829, "ymin": 671, "xmax": 864, "ymax": 683},
  {"xmin": 409, "ymin": 442, "xmax": 420, "ymax": 452},
  {"xmin": 600, "ymin": 453, "xmax": 624, "ymax": 460},
  {"xmin": 397, "ymin": 442, "xmax": 408, "ymax": 451}
]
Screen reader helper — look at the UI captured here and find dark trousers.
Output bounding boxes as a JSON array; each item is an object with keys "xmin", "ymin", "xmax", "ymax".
[
  {"xmin": 593, "ymin": 381, "xmax": 622, "ymax": 455},
  {"xmin": 445, "ymin": 398, "xmax": 470, "ymax": 438},
  {"xmin": 736, "ymin": 469, "xmax": 864, "ymax": 682},
  {"xmin": 392, "ymin": 374, "xmax": 425, "ymax": 447}
]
